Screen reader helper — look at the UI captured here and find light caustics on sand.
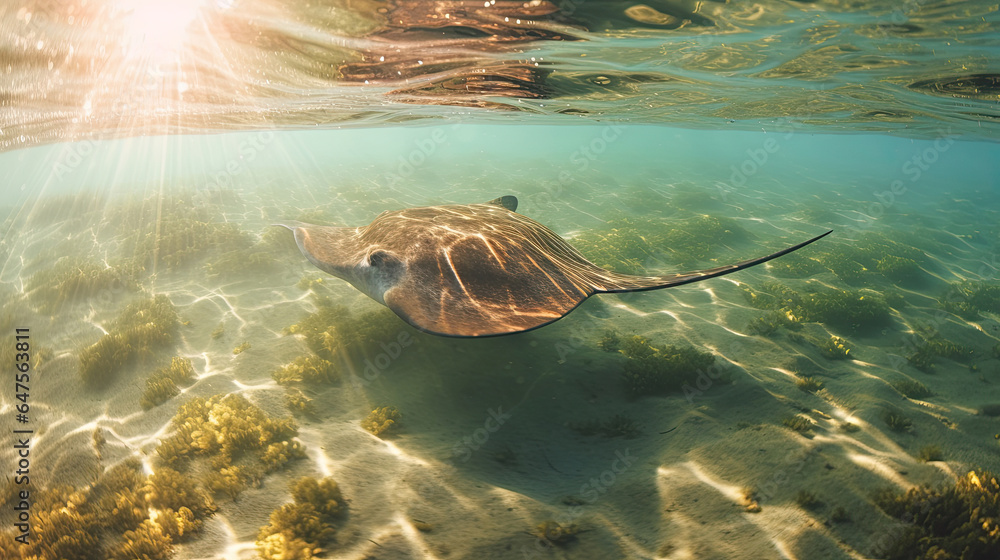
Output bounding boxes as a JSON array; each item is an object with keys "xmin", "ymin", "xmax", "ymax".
[
  {"xmin": 655, "ymin": 462, "xmax": 821, "ymax": 560},
  {"xmin": 611, "ymin": 303, "xmax": 687, "ymax": 326},
  {"xmin": 207, "ymin": 514, "xmax": 257, "ymax": 560}
]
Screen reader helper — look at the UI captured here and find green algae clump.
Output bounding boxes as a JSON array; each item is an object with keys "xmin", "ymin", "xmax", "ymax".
[
  {"xmin": 155, "ymin": 507, "xmax": 201, "ymax": 541},
  {"xmin": 880, "ymin": 407, "xmax": 913, "ymax": 432},
  {"xmin": 297, "ymin": 276, "xmax": 325, "ymax": 291},
  {"xmin": 795, "ymin": 376, "xmax": 824, "ymax": 393},
  {"xmin": 815, "ymin": 233, "xmax": 926, "ymax": 285},
  {"xmin": 658, "ymin": 215, "xmax": 748, "ymax": 266},
  {"xmin": 257, "ymin": 507, "xmax": 329, "ymax": 560},
  {"xmin": 875, "ymin": 255, "xmax": 921, "ymax": 282},
  {"xmin": 79, "ymin": 295, "xmax": 179, "ymax": 388},
  {"xmin": 570, "ymin": 221, "xmax": 651, "ymax": 274},
  {"xmin": 285, "ymin": 297, "xmax": 403, "ymax": 362},
  {"xmin": 891, "ymin": 378, "xmax": 933, "ymax": 399},
  {"xmin": 284, "ymin": 388, "xmax": 316, "ymax": 416},
  {"xmin": 256, "ymin": 477, "xmax": 345, "ymax": 560},
  {"xmin": 820, "ymin": 336, "xmax": 852, "ymax": 359},
  {"xmin": 0, "ymin": 394, "xmax": 304, "ymax": 559},
  {"xmin": 26, "ymin": 257, "xmax": 142, "ymax": 314},
  {"xmin": 618, "ymin": 335, "xmax": 716, "ymax": 397},
  {"xmin": 746, "ymin": 310, "xmax": 799, "ymax": 336},
  {"xmin": 941, "ymin": 280, "xmax": 1000, "ymax": 319},
  {"xmin": 767, "ymin": 253, "xmax": 827, "ymax": 278},
  {"xmin": 874, "ymin": 470, "xmax": 1000, "ymax": 560},
  {"xmin": 92, "ymin": 459, "xmax": 149, "ymax": 534},
  {"xmin": 0, "ymin": 485, "xmax": 100, "ymax": 560},
  {"xmin": 156, "ymin": 394, "xmax": 304, "ymax": 494},
  {"xmin": 202, "ymin": 466, "xmax": 245, "ymax": 500},
  {"xmin": 572, "ymin": 215, "xmax": 749, "ymax": 273},
  {"xmin": 204, "ymin": 245, "xmax": 278, "ymax": 279},
  {"xmin": 141, "ymin": 357, "xmax": 196, "ymax": 410},
  {"xmin": 907, "ymin": 337, "xmax": 975, "ymax": 372},
  {"xmin": 0, "ymin": 458, "xmax": 201, "ymax": 560},
  {"xmin": 743, "ymin": 282, "xmax": 890, "ymax": 331},
  {"xmin": 598, "ymin": 329, "xmax": 622, "ymax": 352},
  {"xmin": 291, "ymin": 477, "xmax": 345, "ymax": 519},
  {"xmin": 108, "ymin": 519, "xmax": 173, "ymax": 560},
  {"xmin": 794, "ymin": 490, "xmax": 822, "ymax": 510},
  {"xmin": 144, "ymin": 467, "xmax": 214, "ymax": 519},
  {"xmin": 362, "ymin": 406, "xmax": 401, "ymax": 437},
  {"xmin": 534, "ymin": 520, "xmax": 578, "ymax": 545},
  {"xmin": 918, "ymin": 445, "xmax": 944, "ymax": 462},
  {"xmin": 798, "ymin": 289, "xmax": 890, "ymax": 330},
  {"xmin": 272, "ymin": 355, "xmax": 339, "ymax": 386},
  {"xmin": 782, "ymin": 415, "xmax": 814, "ymax": 436},
  {"xmin": 115, "ymin": 195, "xmax": 253, "ymax": 271}
]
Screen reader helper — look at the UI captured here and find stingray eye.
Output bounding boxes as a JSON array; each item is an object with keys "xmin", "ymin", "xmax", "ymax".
[{"xmin": 368, "ymin": 251, "xmax": 387, "ymax": 267}]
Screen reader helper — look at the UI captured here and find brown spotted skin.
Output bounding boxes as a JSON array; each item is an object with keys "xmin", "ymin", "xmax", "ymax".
[{"xmin": 280, "ymin": 197, "xmax": 831, "ymax": 337}]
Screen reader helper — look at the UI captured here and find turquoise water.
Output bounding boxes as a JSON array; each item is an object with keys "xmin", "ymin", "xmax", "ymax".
[{"xmin": 2, "ymin": 1, "xmax": 1000, "ymax": 559}]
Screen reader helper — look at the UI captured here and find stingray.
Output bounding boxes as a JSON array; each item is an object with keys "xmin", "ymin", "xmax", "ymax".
[{"xmin": 277, "ymin": 196, "xmax": 830, "ymax": 337}]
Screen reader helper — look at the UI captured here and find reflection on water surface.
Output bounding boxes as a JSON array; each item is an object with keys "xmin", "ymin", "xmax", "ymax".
[{"xmin": 2, "ymin": 0, "xmax": 998, "ymax": 150}]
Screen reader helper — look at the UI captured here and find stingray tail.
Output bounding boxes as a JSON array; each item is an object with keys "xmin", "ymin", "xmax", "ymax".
[
  {"xmin": 271, "ymin": 221, "xmax": 308, "ymax": 231},
  {"xmin": 594, "ymin": 230, "xmax": 833, "ymax": 293}
]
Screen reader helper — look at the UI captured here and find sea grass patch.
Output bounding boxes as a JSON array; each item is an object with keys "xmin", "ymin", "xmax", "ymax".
[
  {"xmin": 743, "ymin": 281, "xmax": 891, "ymax": 331},
  {"xmin": 79, "ymin": 295, "xmax": 179, "ymax": 388},
  {"xmin": 874, "ymin": 471, "xmax": 1000, "ymax": 560}
]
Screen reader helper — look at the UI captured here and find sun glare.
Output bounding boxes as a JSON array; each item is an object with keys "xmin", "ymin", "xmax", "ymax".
[{"xmin": 115, "ymin": 0, "xmax": 206, "ymax": 55}]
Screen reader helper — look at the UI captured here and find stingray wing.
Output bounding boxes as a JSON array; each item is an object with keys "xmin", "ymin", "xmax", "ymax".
[
  {"xmin": 384, "ymin": 228, "xmax": 831, "ymax": 337},
  {"xmin": 382, "ymin": 229, "xmax": 595, "ymax": 337}
]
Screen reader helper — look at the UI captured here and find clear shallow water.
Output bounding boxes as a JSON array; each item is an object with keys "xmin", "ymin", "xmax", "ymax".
[
  {"xmin": 2, "ymin": 1, "xmax": 1000, "ymax": 559},
  {"xmin": 1, "ymin": 125, "xmax": 999, "ymax": 560}
]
